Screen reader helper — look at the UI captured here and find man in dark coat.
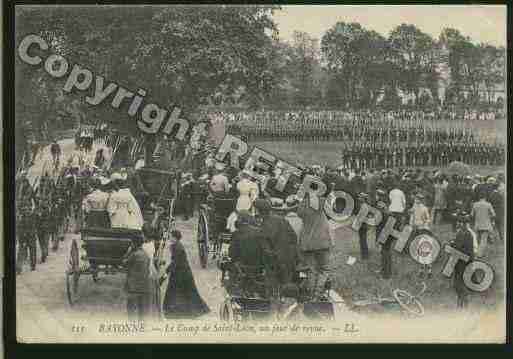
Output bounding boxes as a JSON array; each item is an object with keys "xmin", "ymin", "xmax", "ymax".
[
  {"xmin": 356, "ymin": 193, "xmax": 370, "ymax": 260},
  {"xmin": 16, "ymin": 199, "xmax": 37, "ymax": 274},
  {"xmin": 36, "ymin": 202, "xmax": 52, "ymax": 263},
  {"xmin": 376, "ymin": 200, "xmax": 393, "ymax": 279},
  {"xmin": 229, "ymin": 211, "xmax": 272, "ymax": 297},
  {"xmin": 254, "ymin": 199, "xmax": 298, "ymax": 290},
  {"xmin": 125, "ymin": 234, "xmax": 151, "ymax": 320},
  {"xmin": 450, "ymin": 212, "xmax": 474, "ymax": 309}
]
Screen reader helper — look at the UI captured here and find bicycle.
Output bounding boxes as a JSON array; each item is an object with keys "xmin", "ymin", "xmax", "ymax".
[{"xmin": 351, "ymin": 282, "xmax": 426, "ymax": 316}]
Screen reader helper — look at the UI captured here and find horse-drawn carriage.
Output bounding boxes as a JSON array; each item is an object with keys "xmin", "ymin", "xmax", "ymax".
[
  {"xmin": 196, "ymin": 193, "xmax": 237, "ymax": 269},
  {"xmin": 65, "ymin": 167, "xmax": 180, "ymax": 307},
  {"xmin": 194, "ymin": 188, "xmax": 339, "ymax": 321},
  {"xmin": 217, "ymin": 259, "xmax": 340, "ymax": 322}
]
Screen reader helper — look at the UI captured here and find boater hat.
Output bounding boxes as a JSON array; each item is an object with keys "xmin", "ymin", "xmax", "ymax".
[{"xmin": 269, "ymin": 195, "xmax": 299, "ymax": 212}]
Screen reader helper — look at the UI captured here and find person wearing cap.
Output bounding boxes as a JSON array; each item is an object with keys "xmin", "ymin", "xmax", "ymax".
[
  {"xmin": 82, "ymin": 178, "xmax": 110, "ymax": 228},
  {"xmin": 50, "ymin": 138, "xmax": 61, "ymax": 167},
  {"xmin": 450, "ymin": 212, "xmax": 474, "ymax": 309},
  {"xmin": 180, "ymin": 172, "xmax": 195, "ymax": 220},
  {"xmin": 356, "ymin": 193, "xmax": 370, "ymax": 260},
  {"xmin": 471, "ymin": 191, "xmax": 496, "ymax": 258},
  {"xmin": 35, "ymin": 201, "xmax": 52, "ymax": 263},
  {"xmin": 16, "ymin": 197, "xmax": 38, "ymax": 274},
  {"xmin": 107, "ymin": 173, "xmax": 144, "ymax": 230},
  {"xmin": 388, "ymin": 180, "xmax": 406, "ymax": 226},
  {"xmin": 376, "ymin": 200, "xmax": 394, "ymax": 279},
  {"xmin": 432, "ymin": 175, "xmax": 448, "ymax": 226},
  {"xmin": 488, "ymin": 181, "xmax": 504, "ymax": 242},
  {"xmin": 295, "ymin": 192, "xmax": 333, "ymax": 298}
]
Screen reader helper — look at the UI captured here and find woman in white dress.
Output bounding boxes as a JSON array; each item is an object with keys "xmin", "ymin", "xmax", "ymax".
[
  {"xmin": 235, "ymin": 170, "xmax": 259, "ymax": 213},
  {"xmin": 106, "ymin": 173, "xmax": 144, "ymax": 230},
  {"xmin": 227, "ymin": 171, "xmax": 259, "ymax": 233}
]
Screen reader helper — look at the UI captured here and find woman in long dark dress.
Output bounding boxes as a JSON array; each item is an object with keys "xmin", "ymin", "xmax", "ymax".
[{"xmin": 163, "ymin": 230, "xmax": 210, "ymax": 319}]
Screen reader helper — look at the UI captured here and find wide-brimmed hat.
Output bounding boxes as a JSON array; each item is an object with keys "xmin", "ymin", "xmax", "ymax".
[
  {"xmin": 454, "ymin": 211, "xmax": 471, "ymax": 223},
  {"xmin": 110, "ymin": 172, "xmax": 123, "ymax": 181},
  {"xmin": 99, "ymin": 176, "xmax": 111, "ymax": 186},
  {"xmin": 254, "ymin": 198, "xmax": 272, "ymax": 214},
  {"xmin": 215, "ymin": 162, "xmax": 226, "ymax": 171},
  {"xmin": 357, "ymin": 192, "xmax": 369, "ymax": 200},
  {"xmin": 240, "ymin": 169, "xmax": 254, "ymax": 178},
  {"xmin": 376, "ymin": 201, "xmax": 388, "ymax": 210},
  {"xmin": 270, "ymin": 196, "xmax": 299, "ymax": 211}
]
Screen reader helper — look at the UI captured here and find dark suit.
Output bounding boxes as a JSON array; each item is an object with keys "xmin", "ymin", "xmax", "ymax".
[
  {"xmin": 260, "ymin": 215, "xmax": 298, "ymax": 286},
  {"xmin": 126, "ymin": 247, "xmax": 150, "ymax": 320},
  {"xmin": 452, "ymin": 227, "xmax": 474, "ymax": 308},
  {"xmin": 229, "ymin": 224, "xmax": 269, "ymax": 268},
  {"xmin": 376, "ymin": 210, "xmax": 393, "ymax": 278}
]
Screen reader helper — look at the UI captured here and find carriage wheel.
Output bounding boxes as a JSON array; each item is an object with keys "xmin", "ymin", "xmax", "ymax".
[
  {"xmin": 393, "ymin": 289, "xmax": 424, "ymax": 316},
  {"xmin": 197, "ymin": 211, "xmax": 209, "ymax": 269},
  {"xmin": 66, "ymin": 240, "xmax": 81, "ymax": 306},
  {"xmin": 219, "ymin": 299, "xmax": 234, "ymax": 321}
]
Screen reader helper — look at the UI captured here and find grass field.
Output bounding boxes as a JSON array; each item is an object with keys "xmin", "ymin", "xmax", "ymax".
[
  {"xmin": 248, "ymin": 139, "xmax": 505, "ymax": 317},
  {"xmin": 330, "ymin": 221, "xmax": 504, "ymax": 316}
]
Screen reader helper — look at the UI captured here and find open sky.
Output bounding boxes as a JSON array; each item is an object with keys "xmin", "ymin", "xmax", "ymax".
[{"xmin": 272, "ymin": 5, "xmax": 507, "ymax": 46}]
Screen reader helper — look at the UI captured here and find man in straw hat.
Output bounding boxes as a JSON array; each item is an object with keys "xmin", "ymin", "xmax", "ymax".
[
  {"xmin": 409, "ymin": 193, "xmax": 433, "ymax": 278},
  {"xmin": 471, "ymin": 190, "xmax": 496, "ymax": 258}
]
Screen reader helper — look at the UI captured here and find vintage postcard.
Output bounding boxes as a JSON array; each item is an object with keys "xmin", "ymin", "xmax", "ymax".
[{"xmin": 12, "ymin": 4, "xmax": 506, "ymax": 344}]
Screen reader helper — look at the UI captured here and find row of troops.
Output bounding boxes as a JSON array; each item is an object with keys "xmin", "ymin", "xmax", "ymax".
[
  {"xmin": 229, "ymin": 122, "xmax": 486, "ymax": 144},
  {"xmin": 340, "ymin": 142, "xmax": 505, "ymax": 170},
  {"xmin": 222, "ymin": 109, "xmax": 504, "ymax": 124}
]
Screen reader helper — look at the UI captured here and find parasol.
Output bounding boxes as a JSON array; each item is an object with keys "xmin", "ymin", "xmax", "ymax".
[{"xmin": 445, "ymin": 161, "xmax": 472, "ymax": 176}]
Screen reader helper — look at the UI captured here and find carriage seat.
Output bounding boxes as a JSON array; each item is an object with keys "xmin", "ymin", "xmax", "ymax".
[
  {"xmin": 80, "ymin": 227, "xmax": 141, "ymax": 265},
  {"xmin": 81, "ymin": 227, "xmax": 144, "ymax": 240},
  {"xmin": 230, "ymin": 263, "xmax": 270, "ymax": 299}
]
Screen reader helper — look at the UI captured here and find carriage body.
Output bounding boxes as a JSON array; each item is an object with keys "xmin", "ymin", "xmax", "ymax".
[
  {"xmin": 196, "ymin": 194, "xmax": 237, "ymax": 269},
  {"xmin": 66, "ymin": 226, "xmax": 137, "ymax": 305},
  {"xmin": 134, "ymin": 167, "xmax": 180, "ymax": 214}
]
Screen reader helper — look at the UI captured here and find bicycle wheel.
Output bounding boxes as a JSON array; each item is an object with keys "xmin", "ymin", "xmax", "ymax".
[{"xmin": 393, "ymin": 289, "xmax": 424, "ymax": 316}]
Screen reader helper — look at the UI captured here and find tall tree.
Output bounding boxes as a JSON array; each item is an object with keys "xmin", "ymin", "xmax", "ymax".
[
  {"xmin": 15, "ymin": 5, "xmax": 280, "ymax": 168},
  {"xmin": 321, "ymin": 22, "xmax": 391, "ymax": 108},
  {"xmin": 389, "ymin": 24, "xmax": 436, "ymax": 104}
]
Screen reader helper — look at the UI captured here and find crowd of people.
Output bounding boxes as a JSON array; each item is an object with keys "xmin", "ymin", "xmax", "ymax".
[
  {"xmin": 194, "ymin": 153, "xmax": 504, "ymax": 309},
  {"xmin": 16, "ymin": 110, "xmax": 505, "ymax": 317}
]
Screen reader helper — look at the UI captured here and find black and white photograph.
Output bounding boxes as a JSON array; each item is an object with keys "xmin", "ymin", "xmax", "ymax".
[{"xmin": 10, "ymin": 3, "xmax": 507, "ymax": 343}]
